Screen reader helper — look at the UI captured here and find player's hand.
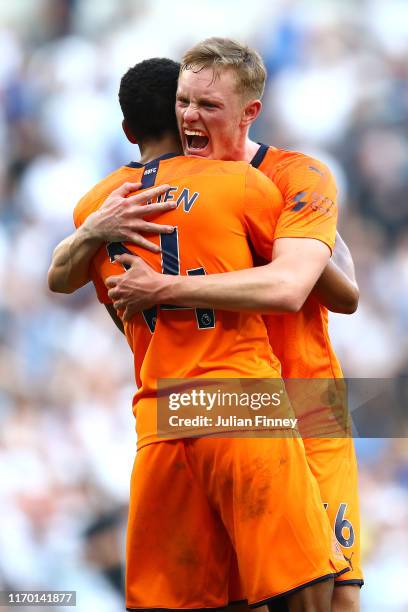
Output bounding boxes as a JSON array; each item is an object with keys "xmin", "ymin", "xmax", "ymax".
[
  {"xmin": 106, "ymin": 253, "xmax": 167, "ymax": 321},
  {"xmin": 82, "ymin": 182, "xmax": 176, "ymax": 254}
]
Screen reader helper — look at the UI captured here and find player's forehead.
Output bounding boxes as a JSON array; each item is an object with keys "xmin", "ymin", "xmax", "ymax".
[{"xmin": 177, "ymin": 66, "xmax": 239, "ymax": 100}]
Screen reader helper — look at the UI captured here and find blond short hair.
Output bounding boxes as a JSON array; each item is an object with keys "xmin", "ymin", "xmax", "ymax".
[{"xmin": 181, "ymin": 37, "xmax": 266, "ymax": 100}]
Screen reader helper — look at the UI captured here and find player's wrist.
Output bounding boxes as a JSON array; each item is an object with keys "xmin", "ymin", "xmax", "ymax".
[
  {"xmin": 81, "ymin": 213, "xmax": 106, "ymax": 243},
  {"xmin": 155, "ymin": 273, "xmax": 182, "ymax": 304}
]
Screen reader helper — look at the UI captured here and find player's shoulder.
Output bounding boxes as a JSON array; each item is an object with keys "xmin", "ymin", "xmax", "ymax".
[
  {"xmin": 73, "ymin": 165, "xmax": 137, "ymax": 227},
  {"xmin": 158, "ymin": 157, "xmax": 258, "ymax": 204},
  {"xmin": 263, "ymin": 145, "xmax": 332, "ymax": 178},
  {"xmin": 162, "ymin": 155, "xmax": 251, "ymax": 178},
  {"xmin": 166, "ymin": 156, "xmax": 281, "ymax": 194}
]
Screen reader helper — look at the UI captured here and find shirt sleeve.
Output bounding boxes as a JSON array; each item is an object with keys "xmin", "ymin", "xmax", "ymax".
[
  {"xmin": 271, "ymin": 156, "xmax": 338, "ymax": 252},
  {"xmin": 73, "ymin": 193, "xmax": 90, "ymax": 228},
  {"xmin": 243, "ymin": 165, "xmax": 284, "ymax": 262},
  {"xmin": 90, "ymin": 260, "xmax": 111, "ymax": 304},
  {"xmin": 73, "ymin": 205, "xmax": 82, "ymax": 229}
]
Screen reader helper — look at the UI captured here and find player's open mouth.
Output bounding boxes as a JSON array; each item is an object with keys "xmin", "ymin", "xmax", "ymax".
[{"xmin": 185, "ymin": 129, "xmax": 209, "ymax": 151}]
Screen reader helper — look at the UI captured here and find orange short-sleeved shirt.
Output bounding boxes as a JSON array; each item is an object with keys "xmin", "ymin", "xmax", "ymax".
[
  {"xmin": 74, "ymin": 153, "xmax": 284, "ymax": 448},
  {"xmin": 251, "ymin": 144, "xmax": 342, "ymax": 378}
]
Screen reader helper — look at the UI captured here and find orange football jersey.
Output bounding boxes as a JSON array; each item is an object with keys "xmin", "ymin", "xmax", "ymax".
[
  {"xmin": 251, "ymin": 145, "xmax": 341, "ymax": 378},
  {"xmin": 74, "ymin": 153, "xmax": 284, "ymax": 448},
  {"xmin": 250, "ymin": 147, "xmax": 364, "ymax": 586}
]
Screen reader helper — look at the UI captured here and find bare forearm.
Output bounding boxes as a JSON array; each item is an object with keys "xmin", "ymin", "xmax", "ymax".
[
  {"xmin": 48, "ymin": 181, "xmax": 176, "ymax": 294},
  {"xmin": 155, "ymin": 241, "xmax": 329, "ymax": 314},
  {"xmin": 48, "ymin": 225, "xmax": 102, "ymax": 293},
  {"xmin": 313, "ymin": 233, "xmax": 359, "ymax": 314},
  {"xmin": 314, "ymin": 260, "xmax": 359, "ymax": 313},
  {"xmin": 331, "ymin": 232, "xmax": 357, "ymax": 283},
  {"xmin": 107, "ymin": 238, "xmax": 331, "ymax": 320},
  {"xmin": 155, "ymin": 239, "xmax": 330, "ymax": 314},
  {"xmin": 158, "ymin": 264, "xmax": 303, "ymax": 313}
]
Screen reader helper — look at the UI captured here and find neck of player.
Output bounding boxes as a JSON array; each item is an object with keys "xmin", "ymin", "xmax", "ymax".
[
  {"xmin": 139, "ymin": 134, "xmax": 183, "ymax": 165},
  {"xmin": 243, "ymin": 139, "xmax": 263, "ymax": 163},
  {"xmin": 227, "ymin": 135, "xmax": 262, "ymax": 163}
]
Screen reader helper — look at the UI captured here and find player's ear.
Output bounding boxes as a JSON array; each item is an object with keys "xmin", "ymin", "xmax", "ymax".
[
  {"xmin": 122, "ymin": 120, "xmax": 138, "ymax": 144},
  {"xmin": 241, "ymin": 99, "xmax": 262, "ymax": 128}
]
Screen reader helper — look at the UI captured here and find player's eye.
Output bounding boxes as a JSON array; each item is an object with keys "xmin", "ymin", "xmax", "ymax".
[{"xmin": 177, "ymin": 97, "xmax": 189, "ymax": 106}]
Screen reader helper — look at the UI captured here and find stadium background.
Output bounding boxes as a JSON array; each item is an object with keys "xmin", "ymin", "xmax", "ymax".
[{"xmin": 0, "ymin": 0, "xmax": 407, "ymax": 610}]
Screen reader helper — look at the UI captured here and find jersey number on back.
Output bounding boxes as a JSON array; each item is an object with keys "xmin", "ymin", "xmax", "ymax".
[{"xmin": 107, "ymin": 230, "xmax": 215, "ymax": 333}]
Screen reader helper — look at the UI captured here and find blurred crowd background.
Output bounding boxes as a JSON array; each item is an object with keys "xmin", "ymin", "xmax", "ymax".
[{"xmin": 0, "ymin": 0, "xmax": 407, "ymax": 610}]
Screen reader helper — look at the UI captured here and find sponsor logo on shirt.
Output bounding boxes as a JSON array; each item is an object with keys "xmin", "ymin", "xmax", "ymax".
[{"xmin": 291, "ymin": 191, "xmax": 335, "ymax": 216}]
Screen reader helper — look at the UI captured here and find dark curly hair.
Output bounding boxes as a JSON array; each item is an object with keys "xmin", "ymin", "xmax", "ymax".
[{"xmin": 119, "ymin": 58, "xmax": 180, "ymax": 142}]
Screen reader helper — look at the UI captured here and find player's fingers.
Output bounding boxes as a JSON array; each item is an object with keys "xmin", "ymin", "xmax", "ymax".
[
  {"xmin": 123, "ymin": 306, "xmax": 135, "ymax": 322},
  {"xmin": 126, "ymin": 183, "xmax": 171, "ymax": 204},
  {"xmin": 114, "ymin": 253, "xmax": 141, "ymax": 268},
  {"xmin": 129, "ymin": 235, "xmax": 161, "ymax": 253},
  {"xmin": 113, "ymin": 182, "xmax": 142, "ymax": 197},
  {"xmin": 112, "ymin": 299, "xmax": 125, "ymax": 311},
  {"xmin": 108, "ymin": 286, "xmax": 120, "ymax": 300},
  {"xmin": 134, "ymin": 201, "xmax": 176, "ymax": 216},
  {"xmin": 137, "ymin": 221, "xmax": 174, "ymax": 234},
  {"xmin": 105, "ymin": 274, "xmax": 122, "ymax": 289}
]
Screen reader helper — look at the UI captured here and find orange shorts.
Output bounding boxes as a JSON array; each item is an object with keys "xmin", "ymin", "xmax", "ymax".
[
  {"xmin": 126, "ymin": 436, "xmax": 349, "ymax": 610},
  {"xmin": 303, "ymin": 436, "xmax": 363, "ymax": 587}
]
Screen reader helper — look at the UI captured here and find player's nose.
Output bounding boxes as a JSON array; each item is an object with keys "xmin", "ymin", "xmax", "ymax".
[{"xmin": 183, "ymin": 103, "xmax": 200, "ymax": 123}]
